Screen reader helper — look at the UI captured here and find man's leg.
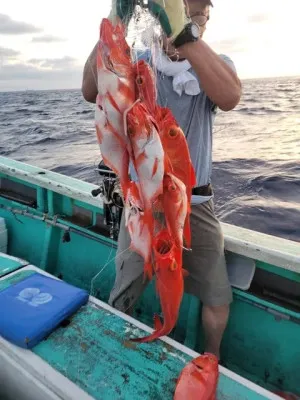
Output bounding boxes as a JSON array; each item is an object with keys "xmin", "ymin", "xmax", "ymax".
[
  {"xmin": 108, "ymin": 211, "xmax": 148, "ymax": 315},
  {"xmin": 202, "ymin": 304, "xmax": 230, "ymax": 359},
  {"xmin": 183, "ymin": 199, "xmax": 232, "ymax": 359}
]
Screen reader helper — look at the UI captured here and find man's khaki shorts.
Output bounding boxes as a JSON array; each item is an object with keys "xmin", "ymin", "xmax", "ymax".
[{"xmin": 108, "ymin": 199, "xmax": 233, "ymax": 313}]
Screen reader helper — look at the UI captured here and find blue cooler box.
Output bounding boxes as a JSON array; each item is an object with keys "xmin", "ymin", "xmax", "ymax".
[{"xmin": 0, "ymin": 272, "xmax": 89, "ymax": 349}]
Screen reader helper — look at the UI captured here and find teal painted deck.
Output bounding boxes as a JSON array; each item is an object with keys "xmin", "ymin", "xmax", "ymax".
[
  {"xmin": 0, "ymin": 253, "xmax": 28, "ymax": 277},
  {"xmin": 0, "ymin": 268, "xmax": 279, "ymax": 400}
]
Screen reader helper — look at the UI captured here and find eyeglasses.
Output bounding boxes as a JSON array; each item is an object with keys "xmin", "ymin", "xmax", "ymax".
[{"xmin": 190, "ymin": 13, "xmax": 210, "ymax": 26}]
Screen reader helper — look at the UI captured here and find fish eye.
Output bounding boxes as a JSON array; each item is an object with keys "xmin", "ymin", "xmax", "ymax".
[
  {"xmin": 169, "ymin": 127, "xmax": 178, "ymax": 138},
  {"xmin": 168, "ymin": 184, "xmax": 176, "ymax": 192},
  {"xmin": 169, "ymin": 260, "xmax": 178, "ymax": 271},
  {"xmin": 127, "ymin": 127, "xmax": 134, "ymax": 136},
  {"xmin": 136, "ymin": 76, "xmax": 144, "ymax": 85}
]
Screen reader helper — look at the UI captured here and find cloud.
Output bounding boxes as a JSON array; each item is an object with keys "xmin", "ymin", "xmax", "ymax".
[
  {"xmin": 0, "ymin": 55, "xmax": 84, "ymax": 90},
  {"xmin": 0, "ymin": 46, "xmax": 20, "ymax": 59},
  {"xmin": 248, "ymin": 13, "xmax": 269, "ymax": 23},
  {"xmin": 0, "ymin": 62, "xmax": 80, "ymax": 79},
  {"xmin": 0, "ymin": 13, "xmax": 42, "ymax": 35},
  {"xmin": 31, "ymin": 34, "xmax": 67, "ymax": 43},
  {"xmin": 27, "ymin": 56, "xmax": 77, "ymax": 69}
]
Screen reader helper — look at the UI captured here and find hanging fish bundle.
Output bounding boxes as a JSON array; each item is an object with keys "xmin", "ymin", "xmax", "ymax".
[{"xmin": 94, "ymin": 17, "xmax": 196, "ymax": 343}]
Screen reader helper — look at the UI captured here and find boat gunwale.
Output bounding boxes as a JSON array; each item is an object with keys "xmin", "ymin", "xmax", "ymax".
[{"xmin": 0, "ymin": 156, "xmax": 299, "ymax": 274}]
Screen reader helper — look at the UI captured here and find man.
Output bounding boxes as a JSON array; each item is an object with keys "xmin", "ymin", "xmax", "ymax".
[{"xmin": 81, "ymin": 0, "xmax": 242, "ymax": 359}]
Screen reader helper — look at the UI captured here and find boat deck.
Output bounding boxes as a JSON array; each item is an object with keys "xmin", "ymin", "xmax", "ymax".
[{"xmin": 0, "ymin": 262, "xmax": 281, "ymax": 400}]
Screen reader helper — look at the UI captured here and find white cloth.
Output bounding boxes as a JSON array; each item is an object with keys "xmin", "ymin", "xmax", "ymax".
[{"xmin": 153, "ymin": 45, "xmax": 201, "ymax": 97}]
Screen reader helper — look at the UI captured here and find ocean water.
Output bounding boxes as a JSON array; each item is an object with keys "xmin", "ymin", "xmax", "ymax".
[{"xmin": 0, "ymin": 76, "xmax": 299, "ymax": 243}]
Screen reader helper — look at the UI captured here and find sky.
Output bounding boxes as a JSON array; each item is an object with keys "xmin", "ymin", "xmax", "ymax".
[{"xmin": 0, "ymin": 0, "xmax": 300, "ymax": 91}]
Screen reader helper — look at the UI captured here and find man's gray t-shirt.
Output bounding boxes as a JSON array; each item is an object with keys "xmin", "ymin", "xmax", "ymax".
[{"xmin": 130, "ymin": 49, "xmax": 236, "ymax": 204}]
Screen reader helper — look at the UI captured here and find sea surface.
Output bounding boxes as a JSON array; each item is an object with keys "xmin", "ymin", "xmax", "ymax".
[{"xmin": 0, "ymin": 76, "xmax": 299, "ymax": 243}]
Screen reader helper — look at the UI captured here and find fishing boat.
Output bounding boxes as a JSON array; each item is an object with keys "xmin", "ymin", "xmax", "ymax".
[{"xmin": 0, "ymin": 155, "xmax": 299, "ymax": 400}]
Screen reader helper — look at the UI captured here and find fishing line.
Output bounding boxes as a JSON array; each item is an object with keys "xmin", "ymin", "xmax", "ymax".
[{"xmin": 90, "ymin": 245, "xmax": 133, "ymax": 296}]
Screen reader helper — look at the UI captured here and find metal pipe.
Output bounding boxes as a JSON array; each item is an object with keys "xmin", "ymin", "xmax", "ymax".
[
  {"xmin": 0, "ymin": 204, "xmax": 117, "ymax": 248},
  {"xmin": 238, "ymin": 295, "xmax": 300, "ymax": 325}
]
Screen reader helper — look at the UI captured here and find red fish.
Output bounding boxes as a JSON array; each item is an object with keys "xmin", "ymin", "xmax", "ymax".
[
  {"xmin": 126, "ymin": 101, "xmax": 164, "ymax": 230},
  {"xmin": 134, "ymin": 59, "xmax": 158, "ymax": 117},
  {"xmin": 174, "ymin": 353, "xmax": 219, "ymax": 400},
  {"xmin": 131, "ymin": 229, "xmax": 187, "ymax": 343},
  {"xmin": 124, "ymin": 181, "xmax": 153, "ymax": 281},
  {"xmin": 100, "ymin": 19, "xmax": 132, "ymax": 75},
  {"xmin": 95, "ymin": 104, "xmax": 130, "ymax": 198},
  {"xmin": 162, "ymin": 173, "xmax": 188, "ymax": 249},
  {"xmin": 97, "ymin": 19, "xmax": 135, "ymax": 117},
  {"xmin": 158, "ymin": 107, "xmax": 196, "ymax": 248},
  {"xmin": 95, "ymin": 17, "xmax": 136, "ymax": 198}
]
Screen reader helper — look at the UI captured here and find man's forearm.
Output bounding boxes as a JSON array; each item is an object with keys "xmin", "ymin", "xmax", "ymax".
[
  {"xmin": 179, "ymin": 39, "xmax": 242, "ymax": 111},
  {"xmin": 81, "ymin": 42, "xmax": 98, "ymax": 103}
]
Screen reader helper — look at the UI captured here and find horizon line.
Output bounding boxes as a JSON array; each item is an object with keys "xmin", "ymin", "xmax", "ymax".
[{"xmin": 0, "ymin": 74, "xmax": 299, "ymax": 93}]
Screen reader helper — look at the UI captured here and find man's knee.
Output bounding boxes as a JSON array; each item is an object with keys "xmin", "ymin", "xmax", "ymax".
[
  {"xmin": 203, "ymin": 304, "xmax": 230, "ymax": 315},
  {"xmin": 109, "ymin": 271, "xmax": 148, "ymax": 314},
  {"xmin": 202, "ymin": 304, "xmax": 230, "ymax": 327}
]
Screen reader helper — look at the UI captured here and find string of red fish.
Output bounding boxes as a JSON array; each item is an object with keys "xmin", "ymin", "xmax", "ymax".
[
  {"xmin": 95, "ymin": 17, "xmax": 220, "ymax": 400},
  {"xmin": 95, "ymin": 17, "xmax": 196, "ymax": 343}
]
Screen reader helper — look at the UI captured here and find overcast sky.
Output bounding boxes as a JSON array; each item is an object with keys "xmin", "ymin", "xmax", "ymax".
[{"xmin": 0, "ymin": 0, "xmax": 299, "ymax": 91}]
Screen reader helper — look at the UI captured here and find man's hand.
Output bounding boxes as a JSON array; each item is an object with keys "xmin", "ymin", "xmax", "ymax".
[{"xmin": 147, "ymin": 0, "xmax": 189, "ymax": 39}]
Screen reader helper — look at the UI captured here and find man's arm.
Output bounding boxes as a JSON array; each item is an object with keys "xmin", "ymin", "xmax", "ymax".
[
  {"xmin": 178, "ymin": 39, "xmax": 242, "ymax": 111},
  {"xmin": 81, "ymin": 42, "xmax": 98, "ymax": 103}
]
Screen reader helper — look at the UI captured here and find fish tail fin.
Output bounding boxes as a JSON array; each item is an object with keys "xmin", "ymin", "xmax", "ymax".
[
  {"xmin": 130, "ymin": 324, "xmax": 172, "ymax": 343},
  {"xmin": 130, "ymin": 328, "xmax": 163, "ymax": 343},
  {"xmin": 130, "ymin": 313, "xmax": 168, "ymax": 343},
  {"xmin": 130, "ymin": 334, "xmax": 159, "ymax": 343}
]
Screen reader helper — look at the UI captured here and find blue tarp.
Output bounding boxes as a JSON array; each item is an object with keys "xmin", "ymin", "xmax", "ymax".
[{"xmin": 0, "ymin": 272, "xmax": 89, "ymax": 348}]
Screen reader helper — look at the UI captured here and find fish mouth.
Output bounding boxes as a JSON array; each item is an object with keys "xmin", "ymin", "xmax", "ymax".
[
  {"xmin": 154, "ymin": 231, "xmax": 174, "ymax": 258},
  {"xmin": 104, "ymin": 60, "xmax": 128, "ymax": 78},
  {"xmin": 98, "ymin": 42, "xmax": 126, "ymax": 78},
  {"xmin": 130, "ymin": 205, "xmax": 143, "ymax": 215},
  {"xmin": 156, "ymin": 238, "xmax": 172, "ymax": 255}
]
